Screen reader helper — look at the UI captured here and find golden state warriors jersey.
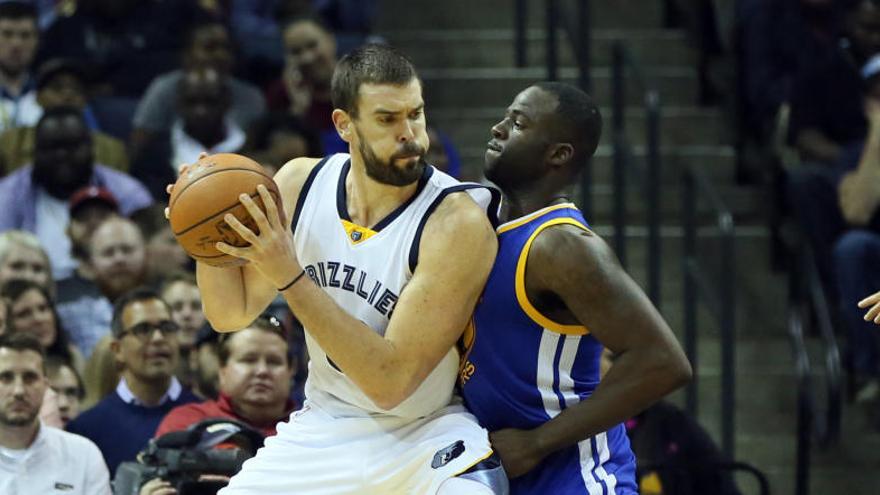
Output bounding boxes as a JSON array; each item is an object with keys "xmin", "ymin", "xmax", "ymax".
[
  {"xmin": 291, "ymin": 153, "xmax": 500, "ymax": 419},
  {"xmin": 461, "ymin": 203, "xmax": 637, "ymax": 494}
]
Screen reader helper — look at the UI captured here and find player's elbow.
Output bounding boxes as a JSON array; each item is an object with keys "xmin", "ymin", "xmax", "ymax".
[
  {"xmin": 203, "ymin": 312, "xmax": 248, "ymax": 333},
  {"xmin": 664, "ymin": 350, "xmax": 693, "ymax": 390}
]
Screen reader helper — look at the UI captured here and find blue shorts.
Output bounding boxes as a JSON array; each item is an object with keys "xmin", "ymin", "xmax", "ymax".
[{"xmin": 510, "ymin": 428, "xmax": 637, "ymax": 495}]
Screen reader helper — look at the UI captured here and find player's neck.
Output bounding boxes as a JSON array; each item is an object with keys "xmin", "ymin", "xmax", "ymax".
[
  {"xmin": 504, "ymin": 187, "xmax": 573, "ymax": 220},
  {"xmin": 0, "ymin": 420, "xmax": 39, "ymax": 450},
  {"xmin": 345, "ymin": 161, "xmax": 420, "ymax": 228}
]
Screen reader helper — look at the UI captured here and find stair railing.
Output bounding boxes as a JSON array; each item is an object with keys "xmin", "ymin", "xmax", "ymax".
[
  {"xmin": 787, "ymin": 244, "xmax": 842, "ymax": 495},
  {"xmin": 682, "ymin": 163, "xmax": 736, "ymax": 459}
]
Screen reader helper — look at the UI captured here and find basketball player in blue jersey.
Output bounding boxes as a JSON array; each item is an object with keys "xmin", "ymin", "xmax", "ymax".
[
  {"xmin": 460, "ymin": 82, "xmax": 693, "ymax": 494},
  {"xmin": 181, "ymin": 44, "xmax": 508, "ymax": 494}
]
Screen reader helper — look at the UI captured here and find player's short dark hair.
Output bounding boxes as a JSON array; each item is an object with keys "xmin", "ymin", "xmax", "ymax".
[
  {"xmin": 533, "ymin": 82, "xmax": 603, "ymax": 162},
  {"xmin": 217, "ymin": 315, "xmax": 291, "ymax": 367},
  {"xmin": 111, "ymin": 287, "xmax": 173, "ymax": 337},
  {"xmin": 0, "ymin": 332, "xmax": 46, "ymax": 371},
  {"xmin": 0, "ymin": 1, "xmax": 37, "ymax": 23},
  {"xmin": 331, "ymin": 43, "xmax": 418, "ymax": 118}
]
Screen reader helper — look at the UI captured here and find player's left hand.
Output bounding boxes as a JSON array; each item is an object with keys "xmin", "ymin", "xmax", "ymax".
[
  {"xmin": 489, "ymin": 428, "xmax": 547, "ymax": 478},
  {"xmin": 216, "ymin": 184, "xmax": 302, "ymax": 289}
]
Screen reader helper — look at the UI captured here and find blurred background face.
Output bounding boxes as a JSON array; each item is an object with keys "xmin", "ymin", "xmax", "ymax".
[
  {"xmin": 0, "ymin": 244, "xmax": 50, "ymax": 289},
  {"xmin": 114, "ymin": 299, "xmax": 179, "ymax": 383},
  {"xmin": 47, "ymin": 363, "xmax": 81, "ymax": 427},
  {"xmin": 190, "ymin": 342, "xmax": 219, "ymax": 399},
  {"xmin": 0, "ymin": 16, "xmax": 37, "ymax": 78},
  {"xmin": 0, "ymin": 348, "xmax": 45, "ymax": 428},
  {"xmin": 283, "ymin": 20, "xmax": 336, "ymax": 87},
  {"xmin": 178, "ymin": 70, "xmax": 229, "ymax": 142},
  {"xmin": 0, "ymin": 298, "xmax": 7, "ymax": 334},
  {"xmin": 37, "ymin": 73, "xmax": 87, "ymax": 110},
  {"xmin": 218, "ymin": 328, "xmax": 292, "ymax": 409},
  {"xmin": 186, "ymin": 24, "xmax": 233, "ymax": 75},
  {"xmin": 161, "ymin": 280, "xmax": 204, "ymax": 350},
  {"xmin": 145, "ymin": 228, "xmax": 190, "ymax": 281},
  {"xmin": 426, "ymin": 127, "xmax": 449, "ymax": 173},
  {"xmin": 850, "ymin": 1, "xmax": 880, "ymax": 59},
  {"xmin": 9, "ymin": 288, "xmax": 56, "ymax": 349},
  {"xmin": 32, "ymin": 115, "xmax": 94, "ymax": 200},
  {"xmin": 88, "ymin": 218, "xmax": 147, "ymax": 301}
]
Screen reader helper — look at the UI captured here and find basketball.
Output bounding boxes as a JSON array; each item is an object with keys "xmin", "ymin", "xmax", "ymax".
[{"xmin": 168, "ymin": 153, "xmax": 285, "ymax": 267}]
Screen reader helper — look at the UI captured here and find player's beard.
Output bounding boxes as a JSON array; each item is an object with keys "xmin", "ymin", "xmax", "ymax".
[{"xmin": 356, "ymin": 127, "xmax": 426, "ymax": 187}]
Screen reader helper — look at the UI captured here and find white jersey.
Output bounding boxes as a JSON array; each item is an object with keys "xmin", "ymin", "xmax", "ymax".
[{"xmin": 292, "ymin": 153, "xmax": 499, "ymax": 419}]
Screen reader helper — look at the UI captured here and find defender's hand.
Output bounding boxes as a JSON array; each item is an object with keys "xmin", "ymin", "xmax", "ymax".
[
  {"xmin": 489, "ymin": 428, "xmax": 548, "ymax": 479},
  {"xmin": 215, "ymin": 184, "xmax": 301, "ymax": 288}
]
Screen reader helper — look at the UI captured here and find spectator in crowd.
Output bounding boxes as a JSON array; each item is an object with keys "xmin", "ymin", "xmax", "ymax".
[
  {"xmin": 132, "ymin": 68, "xmax": 247, "ymax": 200},
  {"xmin": 81, "ymin": 335, "xmax": 118, "ymax": 410},
  {"xmin": 788, "ymin": 0, "xmax": 880, "ymax": 164},
  {"xmin": 37, "ymin": 0, "xmax": 208, "ymax": 99},
  {"xmin": 738, "ymin": 0, "xmax": 842, "ymax": 135},
  {"xmin": 65, "ymin": 186, "xmax": 120, "ymax": 281},
  {"xmin": 266, "ymin": 15, "xmax": 344, "ymax": 153},
  {"xmin": 0, "ymin": 333, "xmax": 110, "ymax": 495},
  {"xmin": 0, "ymin": 296, "xmax": 7, "ymax": 334},
  {"xmin": 56, "ymin": 216, "xmax": 148, "ymax": 358},
  {"xmin": 0, "ymin": 107, "xmax": 152, "ymax": 280},
  {"xmin": 130, "ymin": 19, "xmax": 266, "ymax": 156},
  {"xmin": 0, "ymin": 2, "xmax": 40, "ymax": 133},
  {"xmin": 0, "ymin": 58, "xmax": 129, "ymax": 174},
  {"xmin": 159, "ymin": 273, "xmax": 204, "ymax": 353},
  {"xmin": 130, "ymin": 205, "xmax": 191, "ymax": 283},
  {"xmin": 46, "ymin": 355, "xmax": 84, "ymax": 428},
  {"xmin": 426, "ymin": 126, "xmax": 464, "ymax": 179},
  {"xmin": 0, "ymin": 230, "xmax": 51, "ymax": 294},
  {"xmin": 1, "ymin": 279, "xmax": 83, "ymax": 373},
  {"xmin": 66, "ymin": 287, "xmax": 199, "ymax": 477},
  {"xmin": 788, "ymin": 53, "xmax": 880, "ymax": 407},
  {"xmin": 156, "ymin": 316, "xmax": 295, "ymax": 438},
  {"xmin": 243, "ymin": 110, "xmax": 323, "ymax": 175},
  {"xmin": 188, "ymin": 324, "xmax": 221, "ymax": 400}
]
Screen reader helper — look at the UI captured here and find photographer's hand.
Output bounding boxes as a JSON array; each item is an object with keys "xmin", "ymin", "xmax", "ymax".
[{"xmin": 139, "ymin": 478, "xmax": 176, "ymax": 495}]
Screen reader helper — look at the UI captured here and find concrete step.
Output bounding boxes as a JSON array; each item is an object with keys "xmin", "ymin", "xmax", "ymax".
[
  {"xmin": 386, "ymin": 28, "xmax": 696, "ymax": 68},
  {"xmin": 432, "ymin": 106, "xmax": 730, "ymax": 152},
  {"xmin": 376, "ymin": 0, "xmax": 665, "ymax": 31},
  {"xmin": 421, "ymin": 66, "xmax": 698, "ymax": 109}
]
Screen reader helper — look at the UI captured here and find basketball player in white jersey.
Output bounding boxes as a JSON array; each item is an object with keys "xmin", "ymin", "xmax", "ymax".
[{"xmin": 193, "ymin": 44, "xmax": 508, "ymax": 494}]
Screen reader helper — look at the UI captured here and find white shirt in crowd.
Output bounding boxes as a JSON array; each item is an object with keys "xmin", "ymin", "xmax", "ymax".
[{"xmin": 0, "ymin": 422, "xmax": 111, "ymax": 495}]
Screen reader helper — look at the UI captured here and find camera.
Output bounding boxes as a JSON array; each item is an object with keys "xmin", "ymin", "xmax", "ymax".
[{"xmin": 113, "ymin": 419, "xmax": 265, "ymax": 495}]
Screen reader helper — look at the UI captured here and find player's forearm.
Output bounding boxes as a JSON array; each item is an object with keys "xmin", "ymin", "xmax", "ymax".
[
  {"xmin": 196, "ymin": 262, "xmax": 251, "ymax": 331},
  {"xmin": 280, "ymin": 277, "xmax": 416, "ymax": 409},
  {"xmin": 533, "ymin": 347, "xmax": 691, "ymax": 455}
]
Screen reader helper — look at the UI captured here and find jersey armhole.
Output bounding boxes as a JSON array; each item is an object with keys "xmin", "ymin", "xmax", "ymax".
[
  {"xmin": 290, "ymin": 156, "xmax": 330, "ymax": 235},
  {"xmin": 407, "ymin": 184, "xmax": 501, "ymax": 273},
  {"xmin": 516, "ymin": 218, "xmax": 592, "ymax": 336}
]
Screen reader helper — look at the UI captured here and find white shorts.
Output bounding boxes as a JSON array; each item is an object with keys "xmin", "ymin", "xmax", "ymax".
[{"xmin": 219, "ymin": 400, "xmax": 495, "ymax": 494}]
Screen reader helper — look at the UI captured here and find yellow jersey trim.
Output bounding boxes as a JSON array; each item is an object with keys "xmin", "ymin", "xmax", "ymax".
[
  {"xmin": 340, "ymin": 220, "xmax": 378, "ymax": 245},
  {"xmin": 497, "ymin": 203, "xmax": 579, "ymax": 234},
  {"xmin": 452, "ymin": 449, "xmax": 495, "ymax": 477},
  {"xmin": 515, "ymin": 217, "xmax": 592, "ymax": 336}
]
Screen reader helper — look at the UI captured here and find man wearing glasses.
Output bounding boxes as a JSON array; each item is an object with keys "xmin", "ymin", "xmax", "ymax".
[{"xmin": 66, "ymin": 287, "xmax": 199, "ymax": 477}]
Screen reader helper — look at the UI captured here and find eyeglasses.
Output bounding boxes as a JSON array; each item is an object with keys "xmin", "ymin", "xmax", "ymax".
[{"xmin": 119, "ymin": 320, "xmax": 180, "ymax": 340}]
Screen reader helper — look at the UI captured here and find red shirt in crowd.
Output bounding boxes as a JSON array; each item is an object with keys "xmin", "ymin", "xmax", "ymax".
[{"xmin": 154, "ymin": 393, "xmax": 295, "ymax": 439}]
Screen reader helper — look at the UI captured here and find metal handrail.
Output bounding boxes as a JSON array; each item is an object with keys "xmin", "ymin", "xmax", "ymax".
[
  {"xmin": 638, "ymin": 460, "xmax": 771, "ymax": 495},
  {"xmin": 682, "ymin": 164, "xmax": 736, "ymax": 459},
  {"xmin": 611, "ymin": 40, "xmax": 663, "ymax": 309},
  {"xmin": 787, "ymin": 245, "xmax": 842, "ymax": 495}
]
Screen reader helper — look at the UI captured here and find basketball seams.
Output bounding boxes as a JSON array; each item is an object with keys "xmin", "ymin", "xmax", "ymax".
[
  {"xmin": 169, "ymin": 167, "xmax": 274, "ymax": 211},
  {"xmin": 172, "ymin": 189, "xmax": 280, "ymax": 237}
]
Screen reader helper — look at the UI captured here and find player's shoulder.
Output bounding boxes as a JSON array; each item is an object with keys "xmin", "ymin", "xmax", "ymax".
[
  {"xmin": 529, "ymin": 221, "xmax": 609, "ymax": 274},
  {"xmin": 273, "ymin": 156, "xmax": 325, "ymax": 191},
  {"xmin": 428, "ymin": 189, "xmax": 495, "ymax": 237}
]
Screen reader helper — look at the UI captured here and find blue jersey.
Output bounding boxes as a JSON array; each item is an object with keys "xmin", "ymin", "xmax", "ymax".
[{"xmin": 460, "ymin": 203, "xmax": 637, "ymax": 495}]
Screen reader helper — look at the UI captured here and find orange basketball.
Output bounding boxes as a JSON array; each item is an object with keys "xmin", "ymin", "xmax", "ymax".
[{"xmin": 168, "ymin": 153, "xmax": 285, "ymax": 267}]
